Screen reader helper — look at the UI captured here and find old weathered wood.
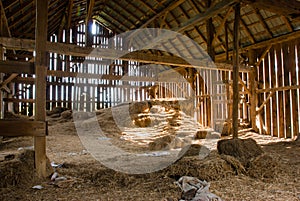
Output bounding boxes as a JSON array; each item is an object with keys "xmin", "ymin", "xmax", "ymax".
[
  {"xmin": 232, "ymin": 3, "xmax": 240, "ymax": 139},
  {"xmin": 276, "ymin": 44, "xmax": 285, "ymax": 138},
  {"xmin": 0, "ymin": 37, "xmax": 252, "ymax": 72},
  {"xmin": 289, "ymin": 41, "xmax": 298, "ymax": 138},
  {"xmin": 256, "ymin": 91, "xmax": 273, "ymax": 113},
  {"xmin": 216, "ymin": 30, "xmax": 300, "ymax": 61},
  {"xmin": 0, "ymin": 120, "xmax": 47, "ymax": 137},
  {"xmin": 269, "ymin": 47, "xmax": 278, "ymax": 137},
  {"xmin": 264, "ymin": 51, "xmax": 271, "ymax": 135},
  {"xmin": 0, "ymin": 60, "xmax": 34, "ymax": 74},
  {"xmin": 0, "ymin": 45, "xmax": 4, "ymax": 118},
  {"xmin": 283, "ymin": 42, "xmax": 292, "ymax": 138},
  {"xmin": 34, "ymin": 0, "xmax": 48, "ymax": 178},
  {"xmin": 175, "ymin": 0, "xmax": 239, "ymax": 33}
]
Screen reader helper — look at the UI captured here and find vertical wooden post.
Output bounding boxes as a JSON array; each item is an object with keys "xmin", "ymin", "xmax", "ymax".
[
  {"xmin": 249, "ymin": 49, "xmax": 258, "ymax": 132},
  {"xmin": 232, "ymin": 3, "xmax": 240, "ymax": 139},
  {"xmin": 0, "ymin": 45, "xmax": 4, "ymax": 119},
  {"xmin": 34, "ymin": 0, "xmax": 48, "ymax": 178},
  {"xmin": 270, "ymin": 47, "xmax": 278, "ymax": 137},
  {"xmin": 276, "ymin": 44, "xmax": 285, "ymax": 138},
  {"xmin": 283, "ymin": 43, "xmax": 292, "ymax": 138}
]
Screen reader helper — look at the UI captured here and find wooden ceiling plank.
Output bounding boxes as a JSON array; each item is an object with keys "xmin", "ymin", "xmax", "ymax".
[
  {"xmin": 281, "ymin": 16, "xmax": 294, "ymax": 32},
  {"xmin": 137, "ymin": 0, "xmax": 186, "ymax": 29},
  {"xmin": 240, "ymin": 17, "xmax": 256, "ymax": 44},
  {"xmin": 252, "ymin": 7, "xmax": 273, "ymax": 38},
  {"xmin": 99, "ymin": 13, "xmax": 126, "ymax": 33}
]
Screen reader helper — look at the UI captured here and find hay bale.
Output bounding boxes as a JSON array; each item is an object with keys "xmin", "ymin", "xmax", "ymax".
[
  {"xmin": 61, "ymin": 110, "xmax": 72, "ymax": 119},
  {"xmin": 0, "ymin": 149, "xmax": 53, "ymax": 187},
  {"xmin": 165, "ymin": 153, "xmax": 239, "ymax": 181},
  {"xmin": 217, "ymin": 138, "xmax": 263, "ymax": 166},
  {"xmin": 129, "ymin": 101, "xmax": 150, "ymax": 114},
  {"xmin": 149, "ymin": 135, "xmax": 174, "ymax": 151},
  {"xmin": 247, "ymin": 154, "xmax": 279, "ymax": 180}
]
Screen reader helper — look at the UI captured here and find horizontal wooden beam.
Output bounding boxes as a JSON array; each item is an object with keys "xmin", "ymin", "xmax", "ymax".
[
  {"xmin": 0, "ymin": 37, "xmax": 251, "ymax": 72},
  {"xmin": 0, "ymin": 120, "xmax": 47, "ymax": 137},
  {"xmin": 256, "ymin": 84, "xmax": 300, "ymax": 93},
  {"xmin": 0, "ymin": 60, "xmax": 34, "ymax": 74},
  {"xmin": 216, "ymin": 30, "xmax": 300, "ymax": 61}
]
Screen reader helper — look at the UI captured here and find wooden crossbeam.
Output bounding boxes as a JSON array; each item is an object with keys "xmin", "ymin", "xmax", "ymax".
[
  {"xmin": 0, "ymin": 37, "xmax": 251, "ymax": 72},
  {"xmin": 216, "ymin": 30, "xmax": 300, "ymax": 61},
  {"xmin": 0, "ymin": 60, "xmax": 34, "ymax": 74},
  {"xmin": 0, "ymin": 120, "xmax": 47, "ymax": 137},
  {"xmin": 256, "ymin": 91, "xmax": 273, "ymax": 113}
]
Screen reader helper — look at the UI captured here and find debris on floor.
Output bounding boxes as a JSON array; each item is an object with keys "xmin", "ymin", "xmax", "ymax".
[{"xmin": 176, "ymin": 176, "xmax": 223, "ymax": 201}]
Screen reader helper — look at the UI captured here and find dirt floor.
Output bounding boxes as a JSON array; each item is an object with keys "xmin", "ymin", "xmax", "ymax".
[{"xmin": 0, "ymin": 103, "xmax": 299, "ymax": 201}]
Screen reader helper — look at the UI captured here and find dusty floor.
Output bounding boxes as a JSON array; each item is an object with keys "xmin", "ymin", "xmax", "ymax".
[{"xmin": 0, "ymin": 104, "xmax": 299, "ymax": 201}]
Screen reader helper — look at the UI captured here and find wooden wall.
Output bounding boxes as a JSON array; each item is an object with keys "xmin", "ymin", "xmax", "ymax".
[{"xmin": 255, "ymin": 39, "xmax": 300, "ymax": 138}]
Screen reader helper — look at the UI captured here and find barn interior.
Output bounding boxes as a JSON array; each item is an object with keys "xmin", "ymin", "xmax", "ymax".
[{"xmin": 0, "ymin": 0, "xmax": 300, "ymax": 200}]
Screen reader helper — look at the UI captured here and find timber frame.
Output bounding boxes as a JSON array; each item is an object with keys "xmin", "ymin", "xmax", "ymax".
[{"xmin": 0, "ymin": 0, "xmax": 300, "ymax": 176}]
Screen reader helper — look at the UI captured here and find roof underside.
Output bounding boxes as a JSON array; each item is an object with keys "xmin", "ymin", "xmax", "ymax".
[{"xmin": 1, "ymin": 0, "xmax": 300, "ymax": 61}]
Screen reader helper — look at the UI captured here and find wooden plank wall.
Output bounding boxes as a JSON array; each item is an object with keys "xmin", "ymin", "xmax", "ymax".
[{"xmin": 256, "ymin": 39, "xmax": 299, "ymax": 138}]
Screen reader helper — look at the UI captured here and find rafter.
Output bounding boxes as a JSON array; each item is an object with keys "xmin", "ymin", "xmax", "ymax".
[
  {"xmin": 175, "ymin": 0, "xmax": 240, "ymax": 33},
  {"xmin": 212, "ymin": 7, "xmax": 233, "ymax": 45},
  {"xmin": 252, "ymin": 7, "xmax": 273, "ymax": 38},
  {"xmin": 240, "ymin": 16, "xmax": 256, "ymax": 44},
  {"xmin": 281, "ymin": 16, "xmax": 293, "ymax": 32},
  {"xmin": 141, "ymin": 0, "xmax": 186, "ymax": 28},
  {"xmin": 0, "ymin": 0, "xmax": 12, "ymax": 37}
]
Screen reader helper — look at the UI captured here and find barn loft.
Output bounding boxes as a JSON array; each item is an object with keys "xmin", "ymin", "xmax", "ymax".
[{"xmin": 0, "ymin": 0, "xmax": 300, "ymax": 183}]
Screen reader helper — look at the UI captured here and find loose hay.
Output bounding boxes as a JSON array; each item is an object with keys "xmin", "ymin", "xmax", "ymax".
[
  {"xmin": 0, "ymin": 149, "xmax": 53, "ymax": 188},
  {"xmin": 217, "ymin": 138, "xmax": 263, "ymax": 166},
  {"xmin": 164, "ymin": 152, "xmax": 245, "ymax": 181},
  {"xmin": 247, "ymin": 154, "xmax": 279, "ymax": 181}
]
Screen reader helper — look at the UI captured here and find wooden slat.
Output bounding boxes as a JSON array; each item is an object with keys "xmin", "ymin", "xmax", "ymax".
[{"xmin": 0, "ymin": 120, "xmax": 47, "ymax": 137}]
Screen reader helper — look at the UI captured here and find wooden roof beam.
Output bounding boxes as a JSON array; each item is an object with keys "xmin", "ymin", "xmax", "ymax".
[
  {"xmin": 0, "ymin": 0, "xmax": 12, "ymax": 37},
  {"xmin": 252, "ymin": 7, "xmax": 273, "ymax": 38},
  {"xmin": 175, "ymin": 0, "xmax": 240, "ymax": 33},
  {"xmin": 215, "ymin": 29, "xmax": 300, "ymax": 61},
  {"xmin": 134, "ymin": 0, "xmax": 186, "ymax": 29},
  {"xmin": 86, "ymin": 0, "xmax": 95, "ymax": 24},
  {"xmin": 100, "ymin": 11, "xmax": 128, "ymax": 33},
  {"xmin": 281, "ymin": 16, "xmax": 294, "ymax": 32},
  {"xmin": 240, "ymin": 17, "xmax": 256, "ymax": 44}
]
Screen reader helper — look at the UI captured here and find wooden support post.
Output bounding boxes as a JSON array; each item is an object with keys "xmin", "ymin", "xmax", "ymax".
[
  {"xmin": 0, "ymin": 45, "xmax": 4, "ymax": 118},
  {"xmin": 232, "ymin": 3, "xmax": 240, "ymax": 139},
  {"xmin": 34, "ymin": 0, "xmax": 48, "ymax": 178},
  {"xmin": 249, "ymin": 49, "xmax": 258, "ymax": 132},
  {"xmin": 276, "ymin": 44, "xmax": 285, "ymax": 138},
  {"xmin": 270, "ymin": 47, "xmax": 278, "ymax": 137},
  {"xmin": 282, "ymin": 43, "xmax": 291, "ymax": 138}
]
